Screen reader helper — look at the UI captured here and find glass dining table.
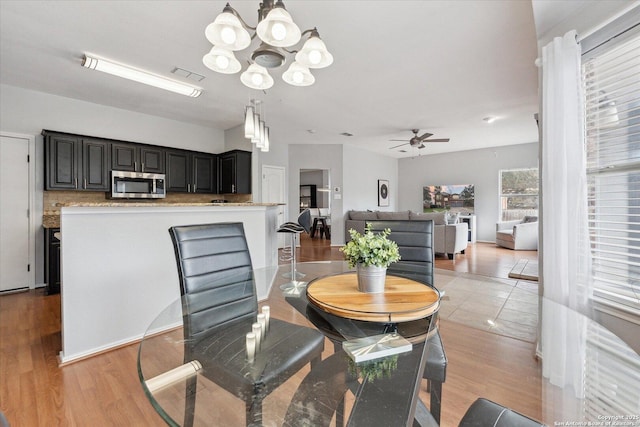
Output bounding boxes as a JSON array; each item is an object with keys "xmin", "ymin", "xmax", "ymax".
[{"xmin": 137, "ymin": 261, "xmax": 441, "ymax": 427}]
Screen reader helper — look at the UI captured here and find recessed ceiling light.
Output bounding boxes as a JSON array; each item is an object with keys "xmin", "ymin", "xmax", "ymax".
[
  {"xmin": 340, "ymin": 132, "xmax": 353, "ymax": 137},
  {"xmin": 307, "ymin": 129, "xmax": 316, "ymax": 134},
  {"xmin": 483, "ymin": 116, "xmax": 497, "ymax": 124}
]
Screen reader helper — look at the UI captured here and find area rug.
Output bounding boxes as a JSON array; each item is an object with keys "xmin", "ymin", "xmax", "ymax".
[{"xmin": 508, "ymin": 259, "xmax": 539, "ymax": 281}]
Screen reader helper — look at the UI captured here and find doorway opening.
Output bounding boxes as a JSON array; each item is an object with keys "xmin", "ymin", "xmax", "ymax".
[{"xmin": 299, "ymin": 169, "xmax": 331, "ymax": 250}]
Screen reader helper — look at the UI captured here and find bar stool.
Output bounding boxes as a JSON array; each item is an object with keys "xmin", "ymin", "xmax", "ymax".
[{"xmin": 278, "ymin": 209, "xmax": 311, "ymax": 293}]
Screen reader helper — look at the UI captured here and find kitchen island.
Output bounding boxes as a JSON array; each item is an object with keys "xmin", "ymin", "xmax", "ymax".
[{"xmin": 58, "ymin": 203, "xmax": 279, "ymax": 363}]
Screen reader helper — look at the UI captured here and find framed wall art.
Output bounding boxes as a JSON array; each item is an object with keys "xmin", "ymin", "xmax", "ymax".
[
  {"xmin": 378, "ymin": 179, "xmax": 389, "ymax": 207},
  {"xmin": 422, "ymin": 184, "xmax": 474, "ymax": 213}
]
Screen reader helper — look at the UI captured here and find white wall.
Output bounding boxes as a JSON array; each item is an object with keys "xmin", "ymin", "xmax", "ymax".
[
  {"xmin": 342, "ymin": 145, "xmax": 399, "ymax": 213},
  {"xmin": 0, "ymin": 84, "xmax": 225, "ymax": 286},
  {"xmin": 0, "ymin": 84, "xmax": 225, "ymax": 152},
  {"xmin": 397, "ymin": 142, "xmax": 539, "ymax": 242}
]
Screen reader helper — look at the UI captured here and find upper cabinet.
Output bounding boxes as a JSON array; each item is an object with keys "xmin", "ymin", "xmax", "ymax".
[
  {"xmin": 112, "ymin": 142, "xmax": 165, "ymax": 174},
  {"xmin": 220, "ymin": 150, "xmax": 251, "ymax": 194},
  {"xmin": 166, "ymin": 150, "xmax": 218, "ymax": 193},
  {"xmin": 43, "ymin": 130, "xmax": 246, "ymax": 196},
  {"xmin": 44, "ymin": 131, "xmax": 109, "ymax": 191}
]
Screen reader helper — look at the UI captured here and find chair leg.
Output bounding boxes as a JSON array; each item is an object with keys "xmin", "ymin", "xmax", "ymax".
[
  {"xmin": 183, "ymin": 375, "xmax": 197, "ymax": 427},
  {"xmin": 246, "ymin": 395, "xmax": 262, "ymax": 427},
  {"xmin": 429, "ymin": 380, "xmax": 443, "ymax": 425}
]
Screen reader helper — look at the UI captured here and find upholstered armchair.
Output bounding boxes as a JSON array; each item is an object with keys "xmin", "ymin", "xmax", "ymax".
[{"xmin": 496, "ymin": 216, "xmax": 538, "ymax": 250}]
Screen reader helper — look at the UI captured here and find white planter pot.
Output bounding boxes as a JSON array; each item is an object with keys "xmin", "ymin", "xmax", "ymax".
[{"xmin": 356, "ymin": 264, "xmax": 387, "ymax": 293}]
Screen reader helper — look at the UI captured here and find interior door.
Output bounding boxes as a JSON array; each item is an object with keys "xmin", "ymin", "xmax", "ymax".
[
  {"xmin": 261, "ymin": 165, "xmax": 286, "ymax": 248},
  {"xmin": 0, "ymin": 135, "xmax": 30, "ymax": 292}
]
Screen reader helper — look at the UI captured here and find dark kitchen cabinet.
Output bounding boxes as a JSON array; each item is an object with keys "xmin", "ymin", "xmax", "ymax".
[
  {"xmin": 166, "ymin": 150, "xmax": 217, "ymax": 193},
  {"xmin": 220, "ymin": 150, "xmax": 251, "ymax": 194},
  {"xmin": 192, "ymin": 153, "xmax": 218, "ymax": 193},
  {"xmin": 43, "ymin": 130, "xmax": 224, "ymax": 195},
  {"xmin": 44, "ymin": 132, "xmax": 109, "ymax": 191},
  {"xmin": 45, "ymin": 228, "xmax": 61, "ymax": 295},
  {"xmin": 45, "ymin": 133, "xmax": 80, "ymax": 190},
  {"xmin": 112, "ymin": 142, "xmax": 165, "ymax": 173},
  {"xmin": 82, "ymin": 138, "xmax": 110, "ymax": 190}
]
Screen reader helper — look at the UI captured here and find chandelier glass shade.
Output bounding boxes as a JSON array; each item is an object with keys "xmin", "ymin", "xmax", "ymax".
[
  {"xmin": 245, "ymin": 100, "xmax": 270, "ymax": 152},
  {"xmin": 241, "ymin": 63, "xmax": 274, "ymax": 90},
  {"xmin": 202, "ymin": 0, "xmax": 332, "ymax": 89},
  {"xmin": 204, "ymin": 9, "xmax": 251, "ymax": 50},
  {"xmin": 202, "ymin": 46, "xmax": 241, "ymax": 74},
  {"xmin": 282, "ymin": 62, "xmax": 314, "ymax": 86}
]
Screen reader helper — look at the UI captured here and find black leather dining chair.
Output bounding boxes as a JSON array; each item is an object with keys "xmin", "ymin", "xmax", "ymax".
[
  {"xmin": 168, "ymin": 222, "xmax": 325, "ymax": 427},
  {"xmin": 368, "ymin": 219, "xmax": 448, "ymax": 425}
]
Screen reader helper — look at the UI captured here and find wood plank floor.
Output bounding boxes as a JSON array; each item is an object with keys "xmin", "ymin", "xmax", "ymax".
[{"xmin": 0, "ymin": 239, "xmax": 540, "ymax": 426}]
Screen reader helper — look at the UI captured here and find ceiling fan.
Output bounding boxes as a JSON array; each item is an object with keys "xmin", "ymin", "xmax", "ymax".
[{"xmin": 389, "ymin": 129, "xmax": 450, "ymax": 149}]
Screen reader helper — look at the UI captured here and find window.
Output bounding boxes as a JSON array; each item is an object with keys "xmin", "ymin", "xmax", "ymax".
[
  {"xmin": 499, "ymin": 168, "xmax": 539, "ymax": 221},
  {"xmin": 583, "ymin": 29, "xmax": 640, "ymax": 314}
]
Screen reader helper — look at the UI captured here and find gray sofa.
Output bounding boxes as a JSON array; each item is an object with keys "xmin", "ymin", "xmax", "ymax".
[{"xmin": 345, "ymin": 210, "xmax": 469, "ymax": 259}]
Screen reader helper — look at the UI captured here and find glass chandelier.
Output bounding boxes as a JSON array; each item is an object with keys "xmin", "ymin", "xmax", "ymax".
[{"xmin": 202, "ymin": 0, "xmax": 333, "ymax": 90}]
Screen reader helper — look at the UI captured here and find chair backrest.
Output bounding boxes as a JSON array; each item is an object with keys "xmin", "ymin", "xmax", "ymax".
[
  {"xmin": 298, "ymin": 209, "xmax": 311, "ymax": 234},
  {"xmin": 367, "ymin": 220, "xmax": 435, "ymax": 286},
  {"xmin": 168, "ymin": 222, "xmax": 257, "ymax": 340}
]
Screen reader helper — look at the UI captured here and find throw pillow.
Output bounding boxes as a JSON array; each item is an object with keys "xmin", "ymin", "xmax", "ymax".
[
  {"xmin": 522, "ymin": 216, "xmax": 538, "ymax": 223},
  {"xmin": 447, "ymin": 212, "xmax": 460, "ymax": 224}
]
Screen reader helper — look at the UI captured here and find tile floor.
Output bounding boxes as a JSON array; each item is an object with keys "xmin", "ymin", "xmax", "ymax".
[{"xmin": 434, "ymin": 269, "xmax": 539, "ymax": 343}]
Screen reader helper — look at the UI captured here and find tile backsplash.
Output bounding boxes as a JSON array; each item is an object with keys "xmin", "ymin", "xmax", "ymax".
[{"xmin": 43, "ymin": 191, "xmax": 252, "ymax": 215}]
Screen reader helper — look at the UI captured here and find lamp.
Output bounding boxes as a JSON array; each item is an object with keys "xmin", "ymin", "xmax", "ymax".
[
  {"xmin": 82, "ymin": 55, "xmax": 202, "ymax": 97},
  {"xmin": 203, "ymin": 1, "xmax": 333, "ymax": 89},
  {"xmin": 244, "ymin": 99, "xmax": 271, "ymax": 152}
]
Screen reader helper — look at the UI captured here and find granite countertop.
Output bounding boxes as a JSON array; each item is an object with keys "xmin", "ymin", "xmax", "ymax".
[
  {"xmin": 55, "ymin": 202, "xmax": 281, "ymax": 207},
  {"xmin": 42, "ymin": 202, "xmax": 281, "ymax": 228}
]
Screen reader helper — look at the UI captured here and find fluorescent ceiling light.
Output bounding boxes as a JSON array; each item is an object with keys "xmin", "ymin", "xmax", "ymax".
[{"xmin": 82, "ymin": 55, "xmax": 202, "ymax": 98}]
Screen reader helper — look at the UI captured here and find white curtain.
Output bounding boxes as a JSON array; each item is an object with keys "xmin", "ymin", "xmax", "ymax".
[{"xmin": 540, "ymin": 30, "xmax": 593, "ymax": 397}]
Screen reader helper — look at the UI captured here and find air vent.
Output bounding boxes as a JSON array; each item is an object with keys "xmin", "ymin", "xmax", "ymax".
[{"xmin": 171, "ymin": 67, "xmax": 205, "ymax": 82}]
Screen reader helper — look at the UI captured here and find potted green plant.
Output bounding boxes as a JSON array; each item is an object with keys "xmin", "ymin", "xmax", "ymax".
[{"xmin": 340, "ymin": 224, "xmax": 401, "ymax": 293}]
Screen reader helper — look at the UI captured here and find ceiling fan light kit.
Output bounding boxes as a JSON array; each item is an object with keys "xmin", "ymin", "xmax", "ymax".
[{"xmin": 203, "ymin": 0, "xmax": 333, "ymax": 89}]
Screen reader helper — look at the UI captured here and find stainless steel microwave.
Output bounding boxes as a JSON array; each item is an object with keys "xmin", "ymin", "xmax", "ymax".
[{"xmin": 111, "ymin": 171, "xmax": 166, "ymax": 199}]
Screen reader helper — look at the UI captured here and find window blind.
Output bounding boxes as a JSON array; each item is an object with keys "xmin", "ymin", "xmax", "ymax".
[
  {"xmin": 583, "ymin": 31, "xmax": 640, "ymax": 315},
  {"xmin": 583, "ymin": 320, "xmax": 640, "ymax": 419}
]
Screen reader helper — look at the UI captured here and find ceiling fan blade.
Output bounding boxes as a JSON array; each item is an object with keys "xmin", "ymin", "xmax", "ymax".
[
  {"xmin": 424, "ymin": 138, "xmax": 450, "ymax": 143},
  {"xmin": 417, "ymin": 144, "xmax": 426, "ymax": 149},
  {"xmin": 417, "ymin": 132, "xmax": 434, "ymax": 141},
  {"xmin": 389, "ymin": 142, "xmax": 409, "ymax": 149}
]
